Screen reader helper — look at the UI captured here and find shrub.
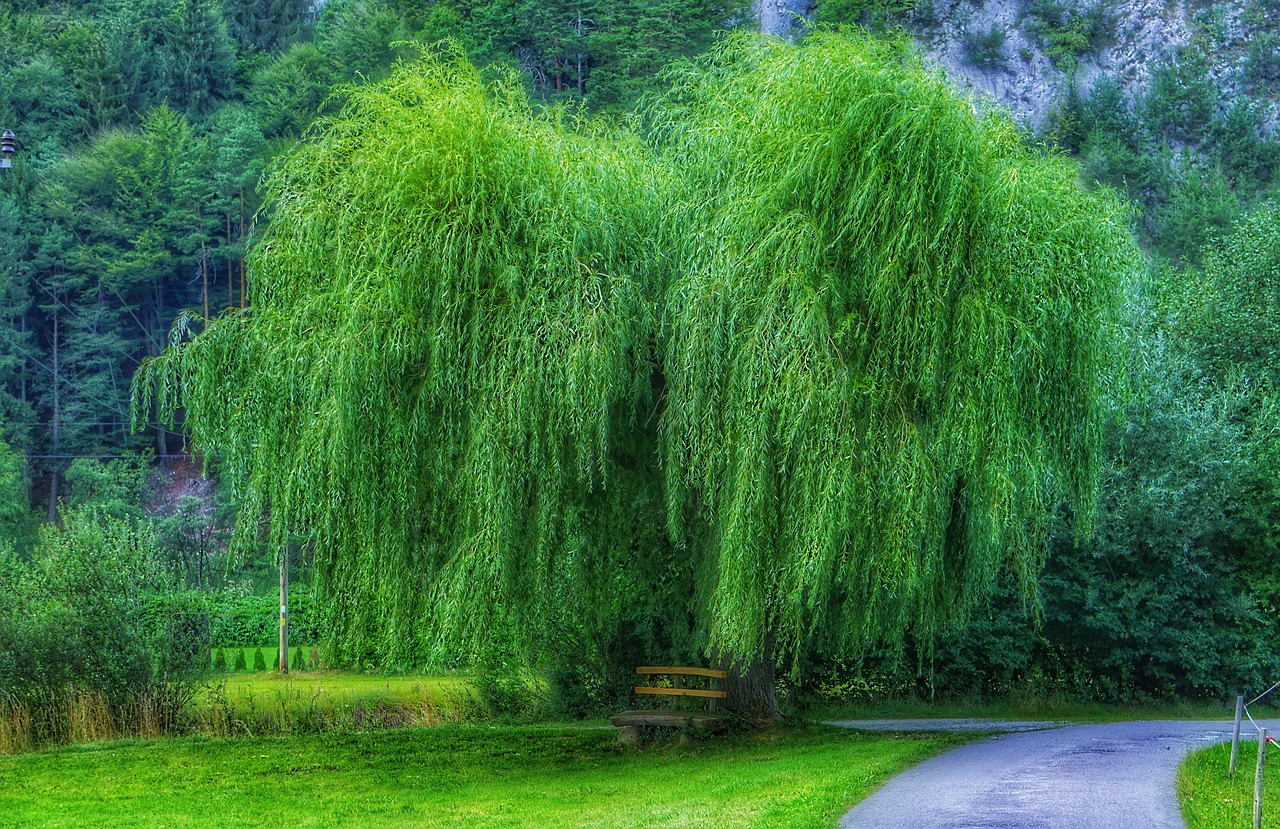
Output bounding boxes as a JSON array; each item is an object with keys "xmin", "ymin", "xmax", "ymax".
[
  {"xmin": 1026, "ymin": 0, "xmax": 1112, "ymax": 73},
  {"xmin": 233, "ymin": 649, "xmax": 247, "ymax": 672},
  {"xmin": 204, "ymin": 588, "xmax": 321, "ymax": 647},
  {"xmin": 292, "ymin": 646, "xmax": 304, "ymax": 671},
  {"xmin": 1145, "ymin": 47, "xmax": 1217, "ymax": 144},
  {"xmin": 1245, "ymin": 32, "xmax": 1280, "ymax": 94},
  {"xmin": 963, "ymin": 24, "xmax": 1006, "ymax": 69},
  {"xmin": 212, "ymin": 648, "xmax": 228, "ymax": 673},
  {"xmin": 252, "ymin": 648, "xmax": 266, "ymax": 671}
]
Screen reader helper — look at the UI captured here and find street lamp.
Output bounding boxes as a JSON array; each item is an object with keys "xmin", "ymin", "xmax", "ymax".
[{"xmin": 0, "ymin": 130, "xmax": 15, "ymax": 169}]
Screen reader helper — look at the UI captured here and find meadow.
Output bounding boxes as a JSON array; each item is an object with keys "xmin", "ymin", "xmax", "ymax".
[{"xmin": 0, "ymin": 725, "xmax": 967, "ymax": 829}]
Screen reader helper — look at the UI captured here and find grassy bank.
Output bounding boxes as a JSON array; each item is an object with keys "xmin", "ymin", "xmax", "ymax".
[
  {"xmin": 215, "ymin": 670, "xmax": 467, "ymax": 709},
  {"xmin": 1179, "ymin": 740, "xmax": 1280, "ymax": 829},
  {"xmin": 1, "ymin": 669, "xmax": 474, "ymax": 755},
  {"xmin": 0, "ymin": 725, "xmax": 965, "ymax": 828},
  {"xmin": 190, "ymin": 670, "xmax": 476, "ymax": 738}
]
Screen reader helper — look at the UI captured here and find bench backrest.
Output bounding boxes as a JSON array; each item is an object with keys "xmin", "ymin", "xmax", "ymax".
[{"xmin": 634, "ymin": 666, "xmax": 728, "ymax": 711}]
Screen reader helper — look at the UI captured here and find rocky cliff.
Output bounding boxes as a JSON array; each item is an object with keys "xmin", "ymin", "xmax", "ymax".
[{"xmin": 756, "ymin": 0, "xmax": 1277, "ymax": 132}]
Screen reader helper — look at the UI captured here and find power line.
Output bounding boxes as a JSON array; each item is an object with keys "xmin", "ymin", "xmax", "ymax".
[
  {"xmin": 26, "ymin": 454, "xmax": 192, "ymax": 460},
  {"xmin": 0, "ymin": 326, "xmax": 129, "ymax": 418},
  {"xmin": 28, "ymin": 273, "xmax": 147, "ymax": 369},
  {"xmin": 101, "ymin": 278, "xmax": 164, "ymax": 352}
]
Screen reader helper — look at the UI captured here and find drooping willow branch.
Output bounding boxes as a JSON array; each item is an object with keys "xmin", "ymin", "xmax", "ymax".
[{"xmin": 134, "ymin": 34, "xmax": 1138, "ymax": 667}]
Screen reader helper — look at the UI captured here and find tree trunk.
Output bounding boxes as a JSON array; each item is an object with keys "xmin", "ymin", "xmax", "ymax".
[
  {"xmin": 718, "ymin": 639, "xmax": 782, "ymax": 723},
  {"xmin": 46, "ymin": 311, "xmax": 59, "ymax": 523}
]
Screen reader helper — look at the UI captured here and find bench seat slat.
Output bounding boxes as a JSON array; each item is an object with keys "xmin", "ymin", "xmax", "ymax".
[
  {"xmin": 635, "ymin": 666, "xmax": 728, "ymax": 679},
  {"xmin": 610, "ymin": 710, "xmax": 729, "ymax": 730},
  {"xmin": 634, "ymin": 686, "xmax": 728, "ymax": 699}
]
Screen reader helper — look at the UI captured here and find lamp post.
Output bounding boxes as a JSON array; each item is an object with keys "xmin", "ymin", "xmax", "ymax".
[{"xmin": 0, "ymin": 130, "xmax": 15, "ymax": 169}]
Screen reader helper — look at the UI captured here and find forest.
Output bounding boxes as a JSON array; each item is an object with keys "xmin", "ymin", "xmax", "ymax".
[{"xmin": 2, "ymin": 0, "xmax": 1280, "ymax": 741}]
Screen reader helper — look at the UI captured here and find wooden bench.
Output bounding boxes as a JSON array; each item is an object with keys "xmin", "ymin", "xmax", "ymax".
[{"xmin": 610, "ymin": 666, "xmax": 729, "ymax": 739}]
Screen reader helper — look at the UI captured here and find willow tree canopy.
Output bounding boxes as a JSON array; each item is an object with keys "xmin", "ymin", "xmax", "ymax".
[{"xmin": 135, "ymin": 33, "xmax": 1137, "ymax": 667}]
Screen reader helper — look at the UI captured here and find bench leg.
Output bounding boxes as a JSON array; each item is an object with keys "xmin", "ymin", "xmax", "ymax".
[{"xmin": 618, "ymin": 726, "xmax": 642, "ymax": 746}]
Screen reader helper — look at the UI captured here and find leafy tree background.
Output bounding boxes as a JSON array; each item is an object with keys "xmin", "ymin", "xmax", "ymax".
[{"xmin": 1, "ymin": 0, "xmax": 1279, "ymax": 720}]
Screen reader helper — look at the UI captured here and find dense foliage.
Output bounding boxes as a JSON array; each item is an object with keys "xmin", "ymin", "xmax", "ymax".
[
  {"xmin": 137, "ymin": 33, "xmax": 1137, "ymax": 693},
  {"xmin": 3, "ymin": 0, "xmax": 1280, "ymax": 714}
]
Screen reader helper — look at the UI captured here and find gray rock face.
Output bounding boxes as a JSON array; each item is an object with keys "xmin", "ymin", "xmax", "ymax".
[
  {"xmin": 757, "ymin": 0, "xmax": 815, "ymax": 39},
  {"xmin": 920, "ymin": 0, "xmax": 1198, "ymax": 128},
  {"xmin": 762, "ymin": 0, "xmax": 1272, "ymax": 132}
]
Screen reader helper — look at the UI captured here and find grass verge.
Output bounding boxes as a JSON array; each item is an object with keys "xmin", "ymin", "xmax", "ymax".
[
  {"xmin": 1179, "ymin": 739, "xmax": 1280, "ymax": 829},
  {"xmin": 0, "ymin": 725, "xmax": 966, "ymax": 828}
]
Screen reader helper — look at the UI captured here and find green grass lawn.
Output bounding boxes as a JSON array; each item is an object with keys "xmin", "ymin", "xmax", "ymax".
[
  {"xmin": 0, "ymin": 725, "xmax": 966, "ymax": 828},
  {"xmin": 1180, "ymin": 739, "xmax": 1280, "ymax": 829}
]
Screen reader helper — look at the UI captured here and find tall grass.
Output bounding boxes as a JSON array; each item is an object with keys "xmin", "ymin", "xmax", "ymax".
[
  {"xmin": 0, "ymin": 676, "xmax": 483, "ymax": 754},
  {"xmin": 0, "ymin": 681, "xmax": 190, "ymax": 754}
]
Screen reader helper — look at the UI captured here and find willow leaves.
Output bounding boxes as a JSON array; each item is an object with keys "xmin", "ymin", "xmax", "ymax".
[{"xmin": 135, "ymin": 33, "xmax": 1138, "ymax": 666}]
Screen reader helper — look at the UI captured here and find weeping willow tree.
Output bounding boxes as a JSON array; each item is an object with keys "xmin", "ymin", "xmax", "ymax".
[
  {"xmin": 135, "ymin": 33, "xmax": 1138, "ymax": 713},
  {"xmin": 648, "ymin": 32, "xmax": 1138, "ymax": 677}
]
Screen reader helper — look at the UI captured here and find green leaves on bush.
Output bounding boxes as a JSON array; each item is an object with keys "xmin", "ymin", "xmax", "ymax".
[{"xmin": 252, "ymin": 647, "xmax": 266, "ymax": 671}]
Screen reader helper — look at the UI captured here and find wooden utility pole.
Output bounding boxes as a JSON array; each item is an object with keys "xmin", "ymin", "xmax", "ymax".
[{"xmin": 278, "ymin": 548, "xmax": 289, "ymax": 673}]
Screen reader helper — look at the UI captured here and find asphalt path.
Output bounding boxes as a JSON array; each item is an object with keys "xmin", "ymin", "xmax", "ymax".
[{"xmin": 832, "ymin": 719, "xmax": 1270, "ymax": 829}]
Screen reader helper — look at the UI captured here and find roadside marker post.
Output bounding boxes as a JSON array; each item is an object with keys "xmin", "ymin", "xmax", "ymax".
[
  {"xmin": 1256, "ymin": 727, "xmax": 1267, "ymax": 829},
  {"xmin": 1233, "ymin": 695, "xmax": 1245, "ymax": 776}
]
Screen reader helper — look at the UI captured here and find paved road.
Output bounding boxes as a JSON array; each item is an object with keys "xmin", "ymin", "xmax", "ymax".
[
  {"xmin": 828, "ymin": 718, "xmax": 1072, "ymax": 733},
  {"xmin": 834, "ymin": 719, "xmax": 1267, "ymax": 829}
]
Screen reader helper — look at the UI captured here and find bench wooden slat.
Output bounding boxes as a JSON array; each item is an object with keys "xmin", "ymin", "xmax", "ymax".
[
  {"xmin": 610, "ymin": 710, "xmax": 729, "ymax": 731},
  {"xmin": 636, "ymin": 666, "xmax": 728, "ymax": 679},
  {"xmin": 635, "ymin": 686, "xmax": 728, "ymax": 699}
]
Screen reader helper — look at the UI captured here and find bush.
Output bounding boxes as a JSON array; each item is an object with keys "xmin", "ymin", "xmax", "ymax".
[
  {"xmin": 233, "ymin": 649, "xmax": 248, "ymax": 672},
  {"xmin": 0, "ymin": 512, "xmax": 159, "ymax": 703},
  {"xmin": 292, "ymin": 646, "xmax": 304, "ymax": 671},
  {"xmin": 963, "ymin": 25, "xmax": 1006, "ymax": 69},
  {"xmin": 1145, "ymin": 47, "xmax": 1217, "ymax": 144},
  {"xmin": 1245, "ymin": 32, "xmax": 1280, "ymax": 94},
  {"xmin": 202, "ymin": 588, "xmax": 321, "ymax": 647},
  {"xmin": 0, "ymin": 509, "xmax": 201, "ymax": 748},
  {"xmin": 252, "ymin": 648, "xmax": 266, "ymax": 672},
  {"xmin": 212, "ymin": 648, "xmax": 228, "ymax": 673},
  {"xmin": 1026, "ymin": 0, "xmax": 1112, "ymax": 73}
]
